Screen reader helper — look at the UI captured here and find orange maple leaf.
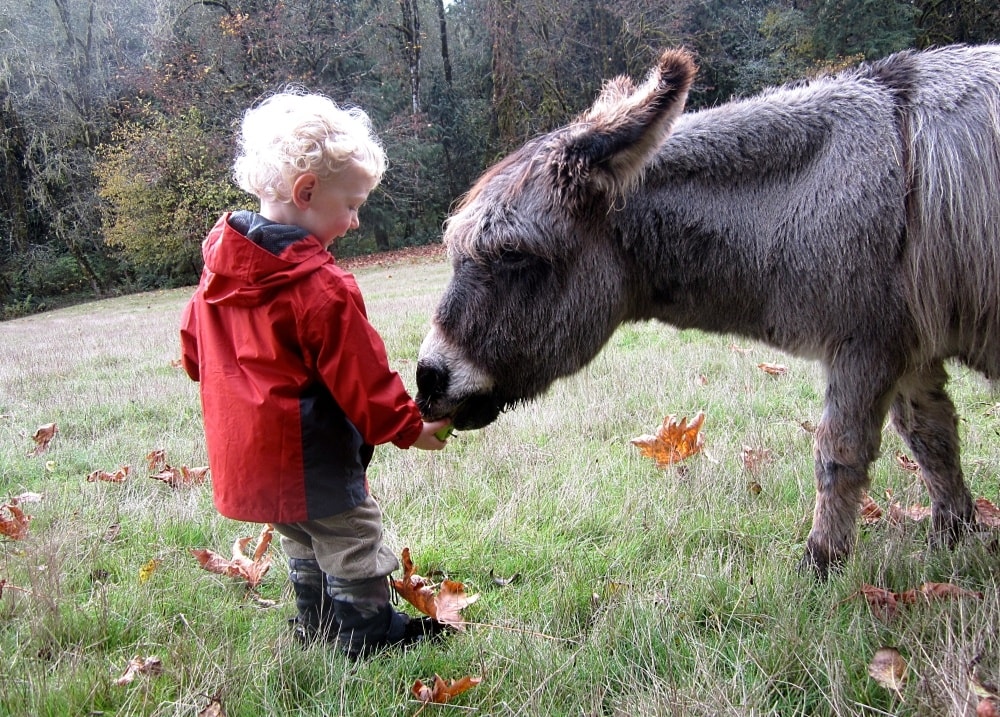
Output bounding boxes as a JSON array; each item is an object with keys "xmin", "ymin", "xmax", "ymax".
[
  {"xmin": 412, "ymin": 674, "xmax": 482, "ymax": 704},
  {"xmin": 631, "ymin": 412, "xmax": 705, "ymax": 468},
  {"xmin": 391, "ymin": 548, "xmax": 478, "ymax": 630},
  {"xmin": 191, "ymin": 524, "xmax": 273, "ymax": 588},
  {"xmin": 27, "ymin": 422, "xmax": 57, "ymax": 456},
  {"xmin": 0, "ymin": 502, "xmax": 32, "ymax": 540}
]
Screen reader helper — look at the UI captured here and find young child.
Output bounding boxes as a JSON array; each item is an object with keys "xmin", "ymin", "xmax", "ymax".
[{"xmin": 179, "ymin": 90, "xmax": 451, "ymax": 658}]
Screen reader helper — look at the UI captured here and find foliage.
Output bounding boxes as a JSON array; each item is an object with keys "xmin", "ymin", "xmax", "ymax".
[
  {"xmin": 3, "ymin": 0, "xmax": 1000, "ymax": 314},
  {"xmin": 95, "ymin": 105, "xmax": 251, "ymax": 286}
]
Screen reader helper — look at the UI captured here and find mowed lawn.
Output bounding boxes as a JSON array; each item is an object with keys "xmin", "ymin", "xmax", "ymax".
[{"xmin": 1, "ymin": 254, "xmax": 998, "ymax": 716}]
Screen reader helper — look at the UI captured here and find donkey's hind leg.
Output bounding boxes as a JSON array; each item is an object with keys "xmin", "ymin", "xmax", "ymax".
[{"xmin": 889, "ymin": 361, "xmax": 976, "ymax": 544}]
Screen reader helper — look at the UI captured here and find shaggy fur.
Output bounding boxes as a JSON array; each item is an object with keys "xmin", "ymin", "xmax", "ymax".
[{"xmin": 416, "ymin": 45, "xmax": 1000, "ymax": 575}]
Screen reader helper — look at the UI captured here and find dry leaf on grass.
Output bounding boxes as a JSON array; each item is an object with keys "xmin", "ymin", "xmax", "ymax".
[
  {"xmin": 0, "ymin": 502, "xmax": 32, "ymax": 540},
  {"xmin": 848, "ymin": 581, "xmax": 982, "ymax": 621},
  {"xmin": 976, "ymin": 497, "xmax": 1000, "ymax": 527},
  {"xmin": 412, "ymin": 674, "xmax": 482, "ymax": 704},
  {"xmin": 115, "ymin": 655, "xmax": 163, "ymax": 686},
  {"xmin": 191, "ymin": 524, "xmax": 273, "ymax": 588},
  {"xmin": 87, "ymin": 465, "xmax": 131, "ymax": 483},
  {"xmin": 740, "ymin": 446, "xmax": 772, "ymax": 474},
  {"xmin": 757, "ymin": 362, "xmax": 788, "ymax": 376},
  {"xmin": 631, "ymin": 412, "xmax": 705, "ymax": 468},
  {"xmin": 391, "ymin": 548, "xmax": 478, "ymax": 630},
  {"xmin": 28, "ymin": 422, "xmax": 57, "ymax": 456},
  {"xmin": 868, "ymin": 647, "xmax": 907, "ymax": 693},
  {"xmin": 150, "ymin": 465, "xmax": 210, "ymax": 488}
]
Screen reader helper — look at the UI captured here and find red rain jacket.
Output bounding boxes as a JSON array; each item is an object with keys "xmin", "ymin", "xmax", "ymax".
[{"xmin": 180, "ymin": 212, "xmax": 423, "ymax": 523}]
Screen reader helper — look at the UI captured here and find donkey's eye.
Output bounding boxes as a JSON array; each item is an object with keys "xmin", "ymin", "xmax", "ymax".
[{"xmin": 495, "ymin": 250, "xmax": 535, "ymax": 270}]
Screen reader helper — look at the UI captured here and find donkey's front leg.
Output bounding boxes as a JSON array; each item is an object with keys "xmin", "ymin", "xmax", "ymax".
[{"xmin": 801, "ymin": 357, "xmax": 898, "ymax": 577}]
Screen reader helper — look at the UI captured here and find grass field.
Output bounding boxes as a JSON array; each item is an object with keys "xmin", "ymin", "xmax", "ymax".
[{"xmin": 1, "ymin": 254, "xmax": 998, "ymax": 716}]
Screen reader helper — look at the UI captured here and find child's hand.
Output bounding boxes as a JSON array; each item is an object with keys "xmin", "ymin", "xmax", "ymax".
[{"xmin": 412, "ymin": 419, "xmax": 453, "ymax": 450}]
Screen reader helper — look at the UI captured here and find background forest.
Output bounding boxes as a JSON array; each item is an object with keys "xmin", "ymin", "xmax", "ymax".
[{"xmin": 2, "ymin": 0, "xmax": 999, "ymax": 318}]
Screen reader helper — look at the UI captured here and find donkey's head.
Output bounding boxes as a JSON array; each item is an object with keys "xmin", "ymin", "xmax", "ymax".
[{"xmin": 416, "ymin": 49, "xmax": 697, "ymax": 429}]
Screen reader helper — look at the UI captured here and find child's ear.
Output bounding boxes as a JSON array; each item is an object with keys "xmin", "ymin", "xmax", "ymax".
[{"xmin": 291, "ymin": 173, "xmax": 318, "ymax": 209}]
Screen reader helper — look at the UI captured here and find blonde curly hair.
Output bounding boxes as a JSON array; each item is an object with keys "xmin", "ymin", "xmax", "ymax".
[{"xmin": 233, "ymin": 89, "xmax": 386, "ymax": 203}]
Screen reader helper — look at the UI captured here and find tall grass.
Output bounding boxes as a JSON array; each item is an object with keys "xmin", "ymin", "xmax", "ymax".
[{"xmin": 1, "ymin": 256, "xmax": 998, "ymax": 716}]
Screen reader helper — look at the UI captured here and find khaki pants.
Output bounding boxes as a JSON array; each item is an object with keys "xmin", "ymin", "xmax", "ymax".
[{"xmin": 272, "ymin": 496, "xmax": 399, "ymax": 581}]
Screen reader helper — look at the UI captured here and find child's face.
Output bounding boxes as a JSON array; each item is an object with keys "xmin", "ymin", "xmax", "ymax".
[{"xmin": 298, "ymin": 163, "xmax": 375, "ymax": 248}]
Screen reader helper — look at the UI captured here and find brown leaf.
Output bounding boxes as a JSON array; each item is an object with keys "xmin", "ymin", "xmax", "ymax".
[
  {"xmin": 868, "ymin": 647, "xmax": 907, "ymax": 692},
  {"xmin": 757, "ymin": 362, "xmax": 788, "ymax": 376},
  {"xmin": 146, "ymin": 449, "xmax": 167, "ymax": 471},
  {"xmin": 740, "ymin": 445, "xmax": 772, "ymax": 474},
  {"xmin": 28, "ymin": 422, "xmax": 57, "ymax": 456},
  {"xmin": 887, "ymin": 501, "xmax": 932, "ymax": 524},
  {"xmin": 898, "ymin": 582, "xmax": 983, "ymax": 604},
  {"xmin": 631, "ymin": 412, "xmax": 705, "ymax": 468},
  {"xmin": 895, "ymin": 451, "xmax": 920, "ymax": 472},
  {"xmin": 115, "ymin": 655, "xmax": 163, "ymax": 686},
  {"xmin": 150, "ymin": 464, "xmax": 209, "ymax": 488},
  {"xmin": 975, "ymin": 497, "xmax": 1000, "ymax": 527},
  {"xmin": 412, "ymin": 674, "xmax": 482, "ymax": 704},
  {"xmin": 198, "ymin": 695, "xmax": 225, "ymax": 717},
  {"xmin": 87, "ymin": 465, "xmax": 131, "ymax": 483},
  {"xmin": 391, "ymin": 548, "xmax": 478, "ymax": 630},
  {"xmin": 191, "ymin": 525, "xmax": 273, "ymax": 588},
  {"xmin": 859, "ymin": 492, "xmax": 883, "ymax": 525},
  {"xmin": 857, "ymin": 584, "xmax": 899, "ymax": 621},
  {"xmin": 0, "ymin": 503, "xmax": 32, "ymax": 540}
]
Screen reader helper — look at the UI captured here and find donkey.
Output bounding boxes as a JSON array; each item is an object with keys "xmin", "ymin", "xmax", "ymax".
[{"xmin": 415, "ymin": 45, "xmax": 1000, "ymax": 576}]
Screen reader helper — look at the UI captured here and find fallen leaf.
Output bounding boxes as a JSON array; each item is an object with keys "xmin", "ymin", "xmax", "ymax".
[
  {"xmin": 868, "ymin": 647, "xmax": 907, "ymax": 692},
  {"xmin": 198, "ymin": 695, "xmax": 225, "ymax": 717},
  {"xmin": 729, "ymin": 343, "xmax": 752, "ymax": 354},
  {"xmin": 146, "ymin": 449, "xmax": 167, "ymax": 471},
  {"xmin": 757, "ymin": 362, "xmax": 788, "ymax": 376},
  {"xmin": 87, "ymin": 465, "xmax": 131, "ymax": 483},
  {"xmin": 391, "ymin": 548, "xmax": 478, "ymax": 630},
  {"xmin": 150, "ymin": 464, "xmax": 210, "ymax": 488},
  {"xmin": 978, "ymin": 698, "xmax": 1000, "ymax": 717},
  {"xmin": 975, "ymin": 497, "xmax": 1000, "ymax": 527},
  {"xmin": 0, "ymin": 503, "xmax": 32, "ymax": 540},
  {"xmin": 28, "ymin": 422, "xmax": 57, "ymax": 456},
  {"xmin": 489, "ymin": 569, "xmax": 520, "ymax": 587},
  {"xmin": 412, "ymin": 674, "xmax": 482, "ymax": 704},
  {"xmin": 12, "ymin": 492, "xmax": 44, "ymax": 504},
  {"xmin": 115, "ymin": 655, "xmax": 163, "ymax": 686},
  {"xmin": 856, "ymin": 584, "xmax": 899, "ymax": 621},
  {"xmin": 898, "ymin": 582, "xmax": 983, "ymax": 604},
  {"xmin": 631, "ymin": 412, "xmax": 705, "ymax": 468},
  {"xmin": 887, "ymin": 501, "xmax": 932, "ymax": 524},
  {"xmin": 139, "ymin": 558, "xmax": 161, "ymax": 584},
  {"xmin": 740, "ymin": 445, "xmax": 772, "ymax": 474},
  {"xmin": 799, "ymin": 420, "xmax": 816, "ymax": 433},
  {"xmin": 859, "ymin": 492, "xmax": 883, "ymax": 524},
  {"xmin": 895, "ymin": 451, "xmax": 920, "ymax": 472},
  {"xmin": 191, "ymin": 524, "xmax": 273, "ymax": 588}
]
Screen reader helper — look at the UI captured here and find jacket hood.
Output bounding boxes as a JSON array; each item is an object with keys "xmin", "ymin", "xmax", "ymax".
[{"xmin": 199, "ymin": 211, "xmax": 334, "ymax": 307}]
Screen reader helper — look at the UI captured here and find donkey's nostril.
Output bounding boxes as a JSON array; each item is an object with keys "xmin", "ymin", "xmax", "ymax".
[{"xmin": 416, "ymin": 359, "xmax": 449, "ymax": 400}]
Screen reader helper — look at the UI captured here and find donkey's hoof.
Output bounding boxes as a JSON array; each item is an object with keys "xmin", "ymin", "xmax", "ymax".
[
  {"xmin": 931, "ymin": 501, "xmax": 978, "ymax": 548},
  {"xmin": 798, "ymin": 540, "xmax": 847, "ymax": 581}
]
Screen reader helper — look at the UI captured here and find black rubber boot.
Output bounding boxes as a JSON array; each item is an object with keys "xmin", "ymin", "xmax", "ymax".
[
  {"xmin": 287, "ymin": 558, "xmax": 337, "ymax": 644},
  {"xmin": 325, "ymin": 575, "xmax": 446, "ymax": 659}
]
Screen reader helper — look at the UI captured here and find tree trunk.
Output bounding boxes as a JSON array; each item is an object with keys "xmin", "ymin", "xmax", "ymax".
[
  {"xmin": 399, "ymin": 0, "xmax": 422, "ymax": 114},
  {"xmin": 489, "ymin": 0, "xmax": 521, "ymax": 149},
  {"xmin": 436, "ymin": 0, "xmax": 452, "ymax": 85}
]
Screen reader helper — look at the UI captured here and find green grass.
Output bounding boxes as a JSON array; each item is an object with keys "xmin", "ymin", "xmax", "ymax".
[{"xmin": 1, "ymin": 258, "xmax": 998, "ymax": 716}]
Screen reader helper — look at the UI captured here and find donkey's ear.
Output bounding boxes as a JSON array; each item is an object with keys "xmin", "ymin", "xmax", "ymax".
[{"xmin": 553, "ymin": 49, "xmax": 696, "ymax": 211}]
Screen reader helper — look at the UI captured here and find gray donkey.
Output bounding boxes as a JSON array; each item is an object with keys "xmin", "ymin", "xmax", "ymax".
[{"xmin": 415, "ymin": 45, "xmax": 1000, "ymax": 576}]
